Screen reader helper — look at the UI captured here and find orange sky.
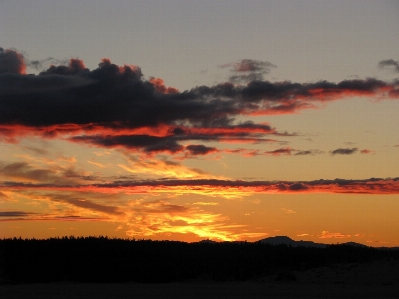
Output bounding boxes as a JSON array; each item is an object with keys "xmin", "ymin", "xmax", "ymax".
[{"xmin": 1, "ymin": 1, "xmax": 399, "ymax": 246}]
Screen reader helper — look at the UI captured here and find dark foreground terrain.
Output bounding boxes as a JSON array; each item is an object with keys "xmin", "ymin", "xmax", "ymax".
[
  {"xmin": 1, "ymin": 279, "xmax": 399, "ymax": 299},
  {"xmin": 1, "ymin": 237, "xmax": 399, "ymax": 298}
]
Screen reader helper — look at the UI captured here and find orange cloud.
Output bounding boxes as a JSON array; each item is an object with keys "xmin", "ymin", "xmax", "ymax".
[
  {"xmin": 318, "ymin": 231, "xmax": 351, "ymax": 239},
  {"xmin": 149, "ymin": 77, "xmax": 179, "ymax": 94}
]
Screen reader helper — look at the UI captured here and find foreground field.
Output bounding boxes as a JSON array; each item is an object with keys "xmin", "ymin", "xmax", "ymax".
[
  {"xmin": 2, "ymin": 239, "xmax": 399, "ymax": 298},
  {"xmin": 2, "ymin": 259, "xmax": 399, "ymax": 299},
  {"xmin": 1, "ymin": 281, "xmax": 399, "ymax": 299}
]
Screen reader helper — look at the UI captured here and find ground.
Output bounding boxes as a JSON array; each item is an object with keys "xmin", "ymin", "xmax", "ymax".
[{"xmin": 1, "ymin": 259, "xmax": 399, "ymax": 298}]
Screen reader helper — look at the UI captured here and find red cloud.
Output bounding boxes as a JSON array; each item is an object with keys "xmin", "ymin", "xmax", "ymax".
[
  {"xmin": 2, "ymin": 178, "xmax": 399, "ymax": 196},
  {"xmin": 149, "ymin": 77, "xmax": 179, "ymax": 94},
  {"xmin": 360, "ymin": 149, "xmax": 375, "ymax": 154}
]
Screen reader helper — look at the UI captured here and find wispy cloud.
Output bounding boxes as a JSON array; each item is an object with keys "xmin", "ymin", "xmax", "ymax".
[
  {"xmin": 318, "ymin": 231, "xmax": 351, "ymax": 239},
  {"xmin": 378, "ymin": 59, "xmax": 399, "ymax": 73},
  {"xmin": 360, "ymin": 149, "xmax": 375, "ymax": 154},
  {"xmin": 220, "ymin": 59, "xmax": 277, "ymax": 83}
]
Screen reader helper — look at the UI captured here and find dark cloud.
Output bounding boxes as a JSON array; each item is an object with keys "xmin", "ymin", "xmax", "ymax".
[
  {"xmin": 220, "ymin": 59, "xmax": 276, "ymax": 83},
  {"xmin": 378, "ymin": 59, "xmax": 399, "ymax": 73},
  {"xmin": 70, "ymin": 122, "xmax": 281, "ymax": 155},
  {"xmin": 294, "ymin": 149, "xmax": 324, "ymax": 156},
  {"xmin": 264, "ymin": 147, "xmax": 292, "ymax": 156},
  {"xmin": 0, "ymin": 211, "xmax": 37, "ymax": 217},
  {"xmin": 1, "ymin": 48, "xmax": 399, "ymax": 156},
  {"xmin": 39, "ymin": 58, "xmax": 89, "ymax": 76},
  {"xmin": 330, "ymin": 148, "xmax": 358, "ymax": 155},
  {"xmin": 50, "ymin": 193, "xmax": 122, "ymax": 215},
  {"xmin": 1, "ymin": 49, "xmax": 397, "ymax": 129},
  {"xmin": 0, "ymin": 210, "xmax": 107, "ymax": 221},
  {"xmin": 0, "ymin": 48, "xmax": 26, "ymax": 74},
  {"xmin": 221, "ymin": 59, "xmax": 276, "ymax": 73},
  {"xmin": 229, "ymin": 73, "xmax": 265, "ymax": 83},
  {"xmin": 71, "ymin": 133, "xmax": 279, "ymax": 155},
  {"xmin": 288, "ymin": 183, "xmax": 308, "ymax": 191},
  {"xmin": 0, "ymin": 161, "xmax": 58, "ymax": 182},
  {"xmin": 27, "ymin": 57, "xmax": 68, "ymax": 70},
  {"xmin": 185, "ymin": 145, "xmax": 218, "ymax": 156},
  {"xmin": 0, "ymin": 161, "xmax": 84, "ymax": 185},
  {"xmin": 72, "ymin": 135, "xmax": 184, "ymax": 154}
]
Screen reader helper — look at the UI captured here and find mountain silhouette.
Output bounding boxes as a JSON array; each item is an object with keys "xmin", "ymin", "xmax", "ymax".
[{"xmin": 257, "ymin": 236, "xmax": 367, "ymax": 248}]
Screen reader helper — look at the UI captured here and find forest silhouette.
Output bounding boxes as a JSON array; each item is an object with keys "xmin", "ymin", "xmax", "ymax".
[{"xmin": 1, "ymin": 236, "xmax": 398, "ymax": 284}]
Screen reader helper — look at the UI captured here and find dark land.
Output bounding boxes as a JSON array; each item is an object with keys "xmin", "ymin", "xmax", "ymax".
[{"xmin": 1, "ymin": 236, "xmax": 399, "ymax": 298}]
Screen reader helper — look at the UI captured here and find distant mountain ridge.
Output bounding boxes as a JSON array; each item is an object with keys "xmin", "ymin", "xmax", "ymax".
[{"xmin": 257, "ymin": 236, "xmax": 368, "ymax": 248}]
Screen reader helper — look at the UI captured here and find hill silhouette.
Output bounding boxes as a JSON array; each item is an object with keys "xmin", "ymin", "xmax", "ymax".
[
  {"xmin": 257, "ymin": 236, "xmax": 368, "ymax": 248},
  {"xmin": 258, "ymin": 236, "xmax": 327, "ymax": 248}
]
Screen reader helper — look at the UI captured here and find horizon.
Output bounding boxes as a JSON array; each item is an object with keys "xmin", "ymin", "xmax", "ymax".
[
  {"xmin": 1, "ymin": 0, "xmax": 399, "ymax": 247},
  {"xmin": 0, "ymin": 233, "xmax": 395, "ymax": 249}
]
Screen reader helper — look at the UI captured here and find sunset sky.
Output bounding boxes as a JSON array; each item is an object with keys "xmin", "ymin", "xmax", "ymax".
[{"xmin": 1, "ymin": 0, "xmax": 399, "ymax": 246}]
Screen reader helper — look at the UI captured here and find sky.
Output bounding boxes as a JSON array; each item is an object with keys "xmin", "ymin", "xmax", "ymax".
[{"xmin": 1, "ymin": 0, "xmax": 399, "ymax": 246}]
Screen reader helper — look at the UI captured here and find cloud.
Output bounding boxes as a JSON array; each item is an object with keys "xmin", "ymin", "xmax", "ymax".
[
  {"xmin": 23, "ymin": 146, "xmax": 49, "ymax": 155},
  {"xmin": 220, "ymin": 59, "xmax": 276, "ymax": 83},
  {"xmin": 149, "ymin": 77, "xmax": 179, "ymax": 94},
  {"xmin": 123, "ymin": 199, "xmax": 243, "ymax": 241},
  {"xmin": 192, "ymin": 202, "xmax": 219, "ymax": 206},
  {"xmin": 288, "ymin": 182, "xmax": 309, "ymax": 191},
  {"xmin": 72, "ymin": 134, "xmax": 185, "ymax": 155},
  {"xmin": 1, "ymin": 49, "xmax": 398, "ymax": 131},
  {"xmin": 1, "ymin": 47, "xmax": 399, "ymax": 158},
  {"xmin": 360, "ymin": 149, "xmax": 374, "ymax": 154},
  {"xmin": 0, "ymin": 161, "xmax": 94, "ymax": 185},
  {"xmin": 378, "ymin": 59, "xmax": 399, "ymax": 73},
  {"xmin": 0, "ymin": 161, "xmax": 67, "ymax": 184},
  {"xmin": 330, "ymin": 147, "xmax": 358, "ymax": 155},
  {"xmin": 185, "ymin": 144, "xmax": 218, "ymax": 156},
  {"xmin": 0, "ymin": 211, "xmax": 37, "ymax": 217},
  {"xmin": 0, "ymin": 48, "xmax": 26, "ymax": 74},
  {"xmin": 3, "ymin": 177, "xmax": 398, "ymax": 197},
  {"xmin": 39, "ymin": 58, "xmax": 88, "ymax": 76},
  {"xmin": 68, "ymin": 122, "xmax": 283, "ymax": 156},
  {"xmin": 225, "ymin": 147, "xmax": 324, "ymax": 158},
  {"xmin": 264, "ymin": 147, "xmax": 293, "ymax": 156},
  {"xmin": 26, "ymin": 57, "xmax": 68, "ymax": 70},
  {"xmin": 318, "ymin": 231, "xmax": 351, "ymax": 239},
  {"xmin": 50, "ymin": 193, "xmax": 122, "ymax": 215},
  {"xmin": 87, "ymin": 160, "xmax": 105, "ymax": 168},
  {"xmin": 294, "ymin": 149, "xmax": 324, "ymax": 155},
  {"xmin": 221, "ymin": 59, "xmax": 276, "ymax": 73},
  {"xmin": 118, "ymin": 156, "xmax": 214, "ymax": 179}
]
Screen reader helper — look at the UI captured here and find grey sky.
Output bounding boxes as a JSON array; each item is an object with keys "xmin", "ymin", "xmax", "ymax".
[{"xmin": 1, "ymin": 0, "xmax": 398, "ymax": 90}]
